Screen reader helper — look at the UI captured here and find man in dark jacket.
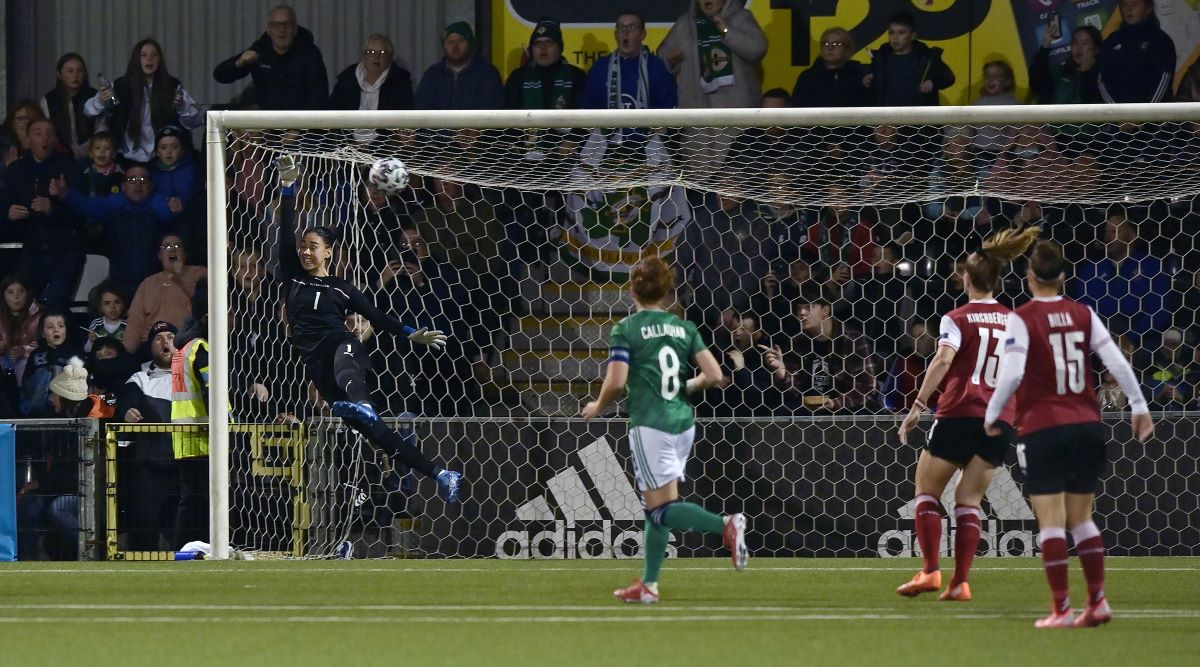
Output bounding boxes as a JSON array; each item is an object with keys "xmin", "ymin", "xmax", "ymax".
[
  {"xmin": 415, "ymin": 21, "xmax": 503, "ymax": 110},
  {"xmin": 790, "ymin": 27, "xmax": 870, "ymax": 108},
  {"xmin": 52, "ymin": 163, "xmax": 183, "ymax": 294},
  {"xmin": 864, "ymin": 12, "xmax": 955, "ymax": 106},
  {"xmin": 1098, "ymin": 0, "xmax": 1176, "ymax": 103},
  {"xmin": 0, "ymin": 119, "xmax": 83, "ymax": 308},
  {"xmin": 212, "ymin": 5, "xmax": 329, "ymax": 111},
  {"xmin": 115, "ymin": 320, "xmax": 179, "ymax": 550}
]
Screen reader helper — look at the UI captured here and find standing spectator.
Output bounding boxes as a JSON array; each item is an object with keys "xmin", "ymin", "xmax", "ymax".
[
  {"xmin": 660, "ymin": 0, "xmax": 768, "ymax": 169},
  {"xmin": 83, "ymin": 280, "xmax": 129, "ymax": 353},
  {"xmin": 505, "ymin": 20, "xmax": 587, "ymax": 111},
  {"xmin": 712, "ymin": 313, "xmax": 779, "ymax": 416},
  {"xmin": 414, "ymin": 21, "xmax": 503, "ymax": 110},
  {"xmin": 1, "ymin": 119, "xmax": 83, "ymax": 308},
  {"xmin": 863, "ymin": 12, "xmax": 955, "ymax": 106},
  {"xmin": 413, "ymin": 21, "xmax": 503, "ymax": 213},
  {"xmin": 1074, "ymin": 210, "xmax": 1171, "ymax": 345},
  {"xmin": 123, "ymin": 232, "xmax": 207, "ymax": 355},
  {"xmin": 85, "ymin": 39, "xmax": 204, "ymax": 164},
  {"xmin": 20, "ymin": 310, "xmax": 81, "ymax": 417},
  {"xmin": 0, "ymin": 274, "xmax": 42, "ymax": 388},
  {"xmin": 39, "ymin": 53, "xmax": 100, "ymax": 160},
  {"xmin": 53, "ymin": 163, "xmax": 182, "ymax": 294},
  {"xmin": 503, "ymin": 20, "xmax": 588, "ymax": 159},
  {"xmin": 149, "ymin": 126, "xmax": 197, "ymax": 207},
  {"xmin": 171, "ymin": 284, "xmax": 210, "ymax": 546},
  {"xmin": 583, "ymin": 11, "xmax": 677, "ymax": 110},
  {"xmin": 330, "ymin": 34, "xmax": 414, "ymax": 145},
  {"xmin": 790, "ymin": 28, "xmax": 869, "ymax": 108},
  {"xmin": 116, "ymin": 320, "xmax": 179, "ymax": 550},
  {"xmin": 1030, "ymin": 26, "xmax": 1102, "ymax": 104},
  {"xmin": 213, "ymin": 5, "xmax": 329, "ymax": 111},
  {"xmin": 1098, "ymin": 0, "xmax": 1175, "ymax": 103},
  {"xmin": 1, "ymin": 100, "xmax": 45, "ymax": 168}
]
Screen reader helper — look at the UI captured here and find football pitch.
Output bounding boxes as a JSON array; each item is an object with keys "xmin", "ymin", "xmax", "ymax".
[{"xmin": 2, "ymin": 558, "xmax": 1197, "ymax": 666}]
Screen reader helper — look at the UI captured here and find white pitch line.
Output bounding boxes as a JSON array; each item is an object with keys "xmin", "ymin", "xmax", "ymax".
[
  {"xmin": 0, "ymin": 611, "xmax": 1197, "ymax": 624},
  {"xmin": 5, "ymin": 604, "xmax": 1199, "ymax": 617}
]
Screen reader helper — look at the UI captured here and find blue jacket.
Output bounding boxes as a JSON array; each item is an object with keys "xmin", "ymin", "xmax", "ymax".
[
  {"xmin": 63, "ymin": 190, "xmax": 181, "ymax": 291},
  {"xmin": 1074, "ymin": 251, "xmax": 1172, "ymax": 343},
  {"xmin": 414, "ymin": 54, "xmax": 503, "ymax": 110},
  {"xmin": 151, "ymin": 153, "xmax": 198, "ymax": 207},
  {"xmin": 582, "ymin": 52, "xmax": 677, "ymax": 109},
  {"xmin": 1099, "ymin": 16, "xmax": 1176, "ymax": 103}
]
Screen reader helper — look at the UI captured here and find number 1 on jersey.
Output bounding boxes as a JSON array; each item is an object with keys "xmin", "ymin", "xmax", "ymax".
[{"xmin": 313, "ymin": 291, "xmax": 321, "ymax": 310}]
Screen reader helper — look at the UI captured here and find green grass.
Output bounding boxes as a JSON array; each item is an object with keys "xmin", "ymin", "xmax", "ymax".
[{"xmin": 1, "ymin": 558, "xmax": 1197, "ymax": 666}]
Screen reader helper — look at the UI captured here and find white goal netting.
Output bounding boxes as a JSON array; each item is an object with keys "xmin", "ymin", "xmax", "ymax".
[{"xmin": 213, "ymin": 107, "xmax": 1200, "ymax": 559}]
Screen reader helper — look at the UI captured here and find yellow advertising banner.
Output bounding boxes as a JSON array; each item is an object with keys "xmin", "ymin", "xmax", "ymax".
[{"xmin": 492, "ymin": 0, "xmax": 1200, "ymax": 105}]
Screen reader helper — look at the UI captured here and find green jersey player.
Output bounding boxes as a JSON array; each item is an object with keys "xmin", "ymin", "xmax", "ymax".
[{"xmin": 582, "ymin": 256, "xmax": 748, "ymax": 604}]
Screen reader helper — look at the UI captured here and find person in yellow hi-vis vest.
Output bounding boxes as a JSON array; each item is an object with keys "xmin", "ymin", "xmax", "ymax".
[{"xmin": 171, "ymin": 278, "xmax": 210, "ymax": 547}]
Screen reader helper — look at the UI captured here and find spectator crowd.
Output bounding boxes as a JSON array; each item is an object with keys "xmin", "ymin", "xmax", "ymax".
[{"xmin": 3, "ymin": 1, "xmax": 1200, "ymax": 555}]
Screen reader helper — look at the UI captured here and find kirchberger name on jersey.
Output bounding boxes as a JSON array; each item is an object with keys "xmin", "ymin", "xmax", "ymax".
[
  {"xmin": 964, "ymin": 312, "xmax": 1008, "ymax": 326},
  {"xmin": 640, "ymin": 323, "xmax": 688, "ymax": 340}
]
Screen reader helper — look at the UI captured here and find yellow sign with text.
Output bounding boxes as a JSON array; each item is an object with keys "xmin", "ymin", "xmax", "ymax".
[{"xmin": 492, "ymin": 0, "xmax": 1062, "ymax": 105}]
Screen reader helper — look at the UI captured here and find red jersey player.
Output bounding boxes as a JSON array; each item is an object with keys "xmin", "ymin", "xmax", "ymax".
[
  {"xmin": 897, "ymin": 227, "xmax": 1042, "ymax": 601},
  {"xmin": 985, "ymin": 239, "xmax": 1152, "ymax": 628}
]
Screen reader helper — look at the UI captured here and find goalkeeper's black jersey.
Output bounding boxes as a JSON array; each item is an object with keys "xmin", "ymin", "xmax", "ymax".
[{"xmin": 277, "ymin": 191, "xmax": 408, "ymax": 357}]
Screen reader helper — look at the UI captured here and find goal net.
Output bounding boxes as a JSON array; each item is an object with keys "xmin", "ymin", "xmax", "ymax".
[{"xmin": 208, "ymin": 105, "xmax": 1200, "ymax": 560}]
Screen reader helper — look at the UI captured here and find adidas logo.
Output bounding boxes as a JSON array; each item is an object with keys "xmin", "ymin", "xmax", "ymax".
[
  {"xmin": 494, "ymin": 437, "xmax": 675, "ymax": 559},
  {"xmin": 878, "ymin": 466, "xmax": 1039, "ymax": 558}
]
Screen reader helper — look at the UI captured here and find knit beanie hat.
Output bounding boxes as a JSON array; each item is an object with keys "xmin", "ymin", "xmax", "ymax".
[
  {"xmin": 443, "ymin": 21, "xmax": 475, "ymax": 49},
  {"xmin": 530, "ymin": 20, "xmax": 564, "ymax": 53},
  {"xmin": 50, "ymin": 357, "xmax": 89, "ymax": 402}
]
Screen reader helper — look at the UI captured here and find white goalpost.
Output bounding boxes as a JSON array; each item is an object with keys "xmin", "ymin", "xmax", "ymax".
[{"xmin": 206, "ymin": 104, "xmax": 1200, "ymax": 561}]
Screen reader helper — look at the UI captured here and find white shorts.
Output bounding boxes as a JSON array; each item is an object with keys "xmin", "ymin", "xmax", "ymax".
[{"xmin": 628, "ymin": 425, "xmax": 696, "ymax": 492}]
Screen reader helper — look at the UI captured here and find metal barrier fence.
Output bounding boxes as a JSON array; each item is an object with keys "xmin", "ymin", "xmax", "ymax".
[{"xmin": 0, "ymin": 418, "xmax": 98, "ymax": 560}]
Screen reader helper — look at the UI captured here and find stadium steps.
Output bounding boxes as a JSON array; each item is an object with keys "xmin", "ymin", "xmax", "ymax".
[
  {"xmin": 503, "ymin": 349, "xmax": 609, "ymax": 383},
  {"xmin": 521, "ymin": 276, "xmax": 634, "ymax": 317},
  {"xmin": 506, "ymin": 263, "xmax": 630, "ymax": 415},
  {"xmin": 508, "ymin": 315, "xmax": 619, "ymax": 351}
]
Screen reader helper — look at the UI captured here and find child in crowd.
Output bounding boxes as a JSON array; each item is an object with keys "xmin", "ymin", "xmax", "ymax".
[
  {"xmin": 84, "ymin": 280, "xmax": 128, "ymax": 353},
  {"xmin": 0, "ymin": 273, "xmax": 43, "ymax": 387},
  {"xmin": 151, "ymin": 125, "xmax": 196, "ymax": 208},
  {"xmin": 80, "ymin": 131, "xmax": 123, "ymax": 196},
  {"xmin": 20, "ymin": 310, "xmax": 82, "ymax": 417}
]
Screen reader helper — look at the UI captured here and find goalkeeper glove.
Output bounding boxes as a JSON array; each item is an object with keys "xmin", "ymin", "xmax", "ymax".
[
  {"xmin": 408, "ymin": 327, "xmax": 447, "ymax": 350},
  {"xmin": 277, "ymin": 155, "xmax": 299, "ymax": 187}
]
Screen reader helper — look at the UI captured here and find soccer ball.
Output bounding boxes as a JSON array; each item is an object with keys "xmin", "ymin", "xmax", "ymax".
[{"xmin": 368, "ymin": 157, "xmax": 410, "ymax": 195}]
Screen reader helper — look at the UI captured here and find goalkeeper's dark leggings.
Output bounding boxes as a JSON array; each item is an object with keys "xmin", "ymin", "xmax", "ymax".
[{"xmin": 316, "ymin": 337, "xmax": 440, "ymax": 478}]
